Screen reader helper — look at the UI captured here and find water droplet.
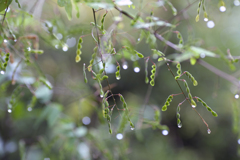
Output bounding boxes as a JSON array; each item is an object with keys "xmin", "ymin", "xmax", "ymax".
[
  {"xmin": 219, "ymin": 6, "xmax": 226, "ymax": 12},
  {"xmin": 116, "ymin": 76, "xmax": 121, "ymax": 80},
  {"xmin": 152, "ymin": 53, "xmax": 158, "ymax": 59},
  {"xmin": 27, "ymin": 47, "xmax": 31, "ymax": 51},
  {"xmin": 122, "ymin": 62, "xmax": 128, "ymax": 70},
  {"xmin": 14, "ymin": 39, "xmax": 17, "ymax": 42},
  {"xmin": 207, "ymin": 21, "xmax": 215, "ymax": 29},
  {"xmin": 207, "ymin": 128, "xmax": 211, "ymax": 134},
  {"xmin": 162, "ymin": 130, "xmax": 168, "ymax": 136},
  {"xmin": 0, "ymin": 71, "xmax": 5, "ymax": 75},
  {"xmin": 238, "ymin": 139, "xmax": 240, "ymax": 144},
  {"xmin": 56, "ymin": 33, "xmax": 63, "ymax": 40},
  {"xmin": 200, "ymin": 53, "xmax": 206, "ymax": 58},
  {"xmin": 235, "ymin": 94, "xmax": 239, "ymax": 99},
  {"xmin": 6, "ymin": 7, "xmax": 10, "ymax": 12},
  {"xmin": 27, "ymin": 107, "xmax": 32, "ymax": 112},
  {"xmin": 130, "ymin": 127, "xmax": 135, "ymax": 130},
  {"xmin": 177, "ymin": 122, "xmax": 182, "ymax": 128},
  {"xmin": 116, "ymin": 133, "xmax": 123, "ymax": 140},
  {"xmin": 192, "ymin": 105, "xmax": 196, "ymax": 108},
  {"xmin": 134, "ymin": 67, "xmax": 140, "ymax": 73},
  {"xmin": 62, "ymin": 44, "xmax": 68, "ymax": 52},
  {"xmin": 55, "ymin": 45, "xmax": 59, "ymax": 49},
  {"xmin": 8, "ymin": 109, "xmax": 12, "ymax": 113},
  {"xmin": 137, "ymin": 38, "xmax": 140, "ymax": 41},
  {"xmin": 4, "ymin": 39, "xmax": 8, "ymax": 43},
  {"xmin": 82, "ymin": 116, "xmax": 91, "ymax": 125},
  {"xmin": 100, "ymin": 94, "xmax": 104, "ymax": 98},
  {"xmin": 204, "ymin": 18, "xmax": 208, "ymax": 22},
  {"xmin": 234, "ymin": 0, "xmax": 240, "ymax": 6}
]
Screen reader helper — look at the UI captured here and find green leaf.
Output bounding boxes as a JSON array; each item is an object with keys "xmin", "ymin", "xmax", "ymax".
[
  {"xmin": 15, "ymin": 0, "xmax": 21, "ymax": 8},
  {"xmin": 57, "ymin": 0, "xmax": 66, "ymax": 7},
  {"xmin": 190, "ymin": 57, "xmax": 196, "ymax": 65},
  {"xmin": 0, "ymin": 0, "xmax": 12, "ymax": 12},
  {"xmin": 65, "ymin": 1, "xmax": 73, "ymax": 20}
]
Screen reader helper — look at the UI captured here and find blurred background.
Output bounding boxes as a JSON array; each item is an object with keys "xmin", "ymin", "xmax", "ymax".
[{"xmin": 0, "ymin": 0, "xmax": 240, "ymax": 159}]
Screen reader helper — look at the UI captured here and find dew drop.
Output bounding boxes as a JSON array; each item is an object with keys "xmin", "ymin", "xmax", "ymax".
[
  {"xmin": 62, "ymin": 45, "xmax": 68, "ymax": 52},
  {"xmin": 162, "ymin": 130, "xmax": 168, "ymax": 136},
  {"xmin": 234, "ymin": 0, "xmax": 240, "ymax": 6},
  {"xmin": 116, "ymin": 76, "xmax": 121, "ymax": 80},
  {"xmin": 192, "ymin": 105, "xmax": 196, "ymax": 108},
  {"xmin": 14, "ymin": 39, "xmax": 17, "ymax": 42},
  {"xmin": 27, "ymin": 47, "xmax": 31, "ymax": 51},
  {"xmin": 82, "ymin": 116, "xmax": 91, "ymax": 125},
  {"xmin": 116, "ymin": 133, "xmax": 123, "ymax": 140},
  {"xmin": 204, "ymin": 18, "xmax": 208, "ymax": 22},
  {"xmin": 8, "ymin": 109, "xmax": 12, "ymax": 113},
  {"xmin": 0, "ymin": 71, "xmax": 5, "ymax": 75},
  {"xmin": 4, "ymin": 39, "xmax": 8, "ymax": 43},
  {"xmin": 177, "ymin": 122, "xmax": 182, "ymax": 128},
  {"xmin": 235, "ymin": 94, "xmax": 239, "ymax": 99},
  {"xmin": 207, "ymin": 128, "xmax": 211, "ymax": 134},
  {"xmin": 238, "ymin": 139, "xmax": 240, "ymax": 144},
  {"xmin": 130, "ymin": 127, "xmax": 135, "ymax": 130},
  {"xmin": 27, "ymin": 107, "xmax": 32, "ymax": 112},
  {"xmin": 219, "ymin": 6, "xmax": 226, "ymax": 12},
  {"xmin": 134, "ymin": 67, "xmax": 140, "ymax": 73},
  {"xmin": 137, "ymin": 38, "xmax": 140, "ymax": 41},
  {"xmin": 55, "ymin": 45, "xmax": 59, "ymax": 49},
  {"xmin": 200, "ymin": 53, "xmax": 206, "ymax": 58},
  {"xmin": 123, "ymin": 64, "xmax": 128, "ymax": 70},
  {"xmin": 100, "ymin": 94, "xmax": 104, "ymax": 98},
  {"xmin": 207, "ymin": 21, "xmax": 215, "ymax": 28}
]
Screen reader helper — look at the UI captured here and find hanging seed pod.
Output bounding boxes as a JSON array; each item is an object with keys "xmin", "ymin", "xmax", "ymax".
[
  {"xmin": 196, "ymin": 97, "xmax": 218, "ymax": 117},
  {"xmin": 75, "ymin": 37, "xmax": 83, "ymax": 63}
]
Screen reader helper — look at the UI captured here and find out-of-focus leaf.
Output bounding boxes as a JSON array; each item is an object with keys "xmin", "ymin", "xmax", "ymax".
[
  {"xmin": 175, "ymin": 46, "xmax": 217, "ymax": 62},
  {"xmin": 65, "ymin": 1, "xmax": 72, "ymax": 20},
  {"xmin": 35, "ymin": 103, "xmax": 62, "ymax": 127},
  {"xmin": 35, "ymin": 85, "xmax": 53, "ymax": 103},
  {"xmin": 134, "ymin": 21, "xmax": 174, "ymax": 29},
  {"xmin": 115, "ymin": 0, "xmax": 133, "ymax": 6},
  {"xmin": 85, "ymin": 0, "xmax": 114, "ymax": 9},
  {"xmin": 0, "ymin": 0, "xmax": 12, "ymax": 12}
]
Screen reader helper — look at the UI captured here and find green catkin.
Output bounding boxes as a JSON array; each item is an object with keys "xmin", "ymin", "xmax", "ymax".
[
  {"xmin": 115, "ymin": 65, "xmax": 121, "ymax": 80},
  {"xmin": 195, "ymin": 0, "xmax": 203, "ymax": 22},
  {"xmin": 184, "ymin": 80, "xmax": 196, "ymax": 107},
  {"xmin": 150, "ymin": 64, "xmax": 156, "ymax": 86},
  {"xmin": 100, "ymin": 12, "xmax": 107, "ymax": 32},
  {"xmin": 196, "ymin": 97, "xmax": 218, "ymax": 117},
  {"xmin": 145, "ymin": 59, "xmax": 149, "ymax": 84},
  {"xmin": 135, "ymin": 50, "xmax": 144, "ymax": 58},
  {"xmin": 176, "ymin": 63, "xmax": 182, "ymax": 76},
  {"xmin": 166, "ymin": 1, "xmax": 177, "ymax": 16},
  {"xmin": 2, "ymin": 53, "xmax": 10, "ymax": 69},
  {"xmin": 88, "ymin": 46, "xmax": 98, "ymax": 71},
  {"xmin": 176, "ymin": 31, "xmax": 183, "ymax": 45},
  {"xmin": 119, "ymin": 94, "xmax": 134, "ymax": 130},
  {"xmin": 185, "ymin": 71, "xmax": 198, "ymax": 86},
  {"xmin": 83, "ymin": 63, "xmax": 88, "ymax": 83},
  {"xmin": 76, "ymin": 37, "xmax": 83, "ymax": 63},
  {"xmin": 162, "ymin": 95, "xmax": 173, "ymax": 111}
]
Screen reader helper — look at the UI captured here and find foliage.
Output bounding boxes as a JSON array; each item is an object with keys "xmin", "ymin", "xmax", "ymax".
[{"xmin": 0, "ymin": 0, "xmax": 240, "ymax": 159}]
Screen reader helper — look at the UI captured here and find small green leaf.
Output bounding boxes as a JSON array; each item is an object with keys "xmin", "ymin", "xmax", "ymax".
[{"xmin": 190, "ymin": 57, "xmax": 196, "ymax": 65}]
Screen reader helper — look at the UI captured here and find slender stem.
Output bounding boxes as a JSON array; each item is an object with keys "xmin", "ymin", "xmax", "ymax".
[
  {"xmin": 92, "ymin": 9, "xmax": 118, "ymax": 108},
  {"xmin": 198, "ymin": 59, "xmax": 240, "ymax": 87}
]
